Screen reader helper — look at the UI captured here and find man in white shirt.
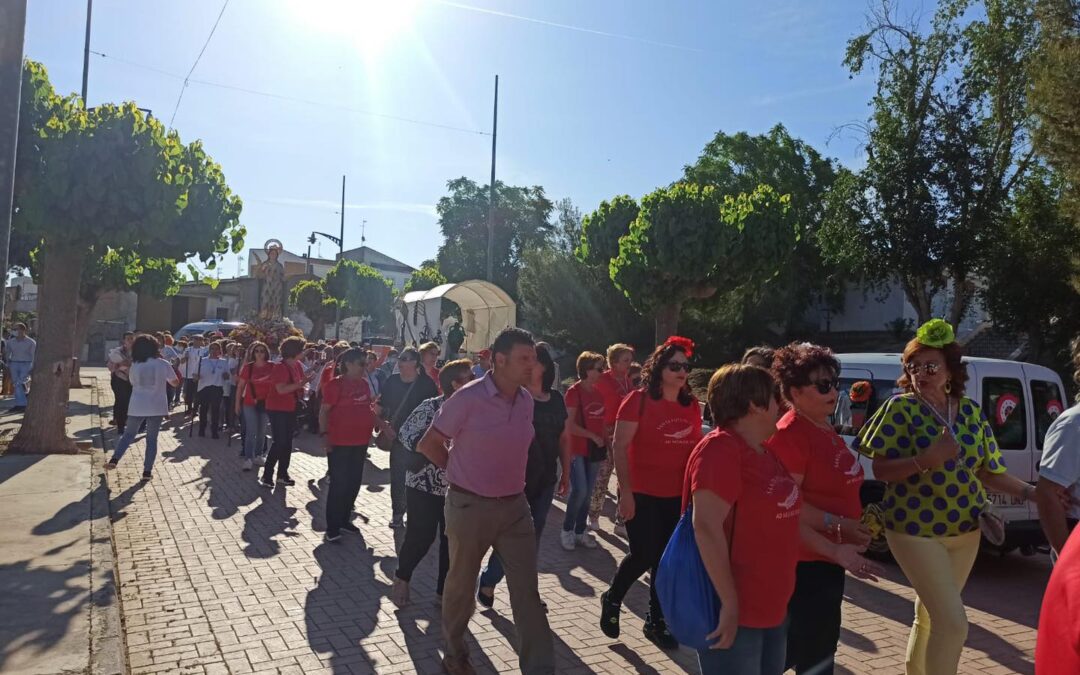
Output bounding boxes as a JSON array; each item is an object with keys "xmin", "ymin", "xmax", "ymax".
[
  {"xmin": 181, "ymin": 335, "xmax": 207, "ymax": 412},
  {"xmin": 4, "ymin": 323, "xmax": 36, "ymax": 412},
  {"xmin": 107, "ymin": 332, "xmax": 136, "ymax": 432},
  {"xmin": 194, "ymin": 341, "xmax": 229, "ymax": 438},
  {"xmin": 1037, "ymin": 339, "xmax": 1080, "ymax": 559}
]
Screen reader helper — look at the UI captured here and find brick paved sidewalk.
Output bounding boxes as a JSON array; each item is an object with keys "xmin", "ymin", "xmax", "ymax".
[{"xmin": 100, "ymin": 385, "xmax": 1046, "ymax": 674}]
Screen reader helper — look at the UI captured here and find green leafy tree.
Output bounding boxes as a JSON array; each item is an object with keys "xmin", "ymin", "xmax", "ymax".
[
  {"xmin": 10, "ymin": 61, "xmax": 243, "ymax": 454},
  {"xmin": 980, "ymin": 167, "xmax": 1080, "ymax": 365},
  {"xmin": 682, "ymin": 124, "xmax": 842, "ymax": 332},
  {"xmin": 610, "ymin": 183, "xmax": 796, "ymax": 342},
  {"xmin": 290, "ymin": 280, "xmax": 338, "ymax": 340},
  {"xmin": 577, "ymin": 195, "xmax": 639, "ymax": 266},
  {"xmin": 821, "ymin": 0, "xmax": 1039, "ymax": 325},
  {"xmin": 324, "ymin": 260, "xmax": 394, "ymax": 332},
  {"xmin": 403, "ymin": 263, "xmax": 447, "ymax": 293},
  {"xmin": 434, "ymin": 177, "xmax": 554, "ymax": 298},
  {"xmin": 1031, "ymin": 0, "xmax": 1080, "ymax": 224}
]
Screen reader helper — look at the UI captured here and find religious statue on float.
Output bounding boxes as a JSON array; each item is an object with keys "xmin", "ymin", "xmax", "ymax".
[{"xmin": 254, "ymin": 239, "xmax": 286, "ymax": 320}]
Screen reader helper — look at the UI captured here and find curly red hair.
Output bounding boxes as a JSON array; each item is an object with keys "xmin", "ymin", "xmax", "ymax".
[{"xmin": 771, "ymin": 342, "xmax": 841, "ymax": 403}]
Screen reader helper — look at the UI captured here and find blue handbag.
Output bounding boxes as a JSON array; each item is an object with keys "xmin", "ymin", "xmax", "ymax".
[{"xmin": 656, "ymin": 504, "xmax": 731, "ymax": 651}]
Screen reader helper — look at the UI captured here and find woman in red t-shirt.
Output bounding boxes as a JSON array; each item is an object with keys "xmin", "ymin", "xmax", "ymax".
[
  {"xmin": 600, "ymin": 337, "xmax": 703, "ymax": 649},
  {"xmin": 260, "ymin": 336, "xmax": 317, "ymax": 488},
  {"xmin": 768, "ymin": 343, "xmax": 878, "ymax": 675},
  {"xmin": 319, "ymin": 348, "xmax": 378, "ymax": 541},
  {"xmin": 234, "ymin": 341, "xmax": 275, "ymax": 471},
  {"xmin": 562, "ymin": 351, "xmax": 609, "ymax": 551}
]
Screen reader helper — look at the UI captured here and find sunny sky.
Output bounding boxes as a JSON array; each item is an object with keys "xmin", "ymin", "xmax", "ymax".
[{"xmin": 23, "ymin": 0, "xmax": 877, "ymax": 277}]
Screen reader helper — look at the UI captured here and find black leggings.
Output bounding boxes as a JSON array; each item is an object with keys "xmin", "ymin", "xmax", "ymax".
[
  {"xmin": 607, "ymin": 492, "xmax": 681, "ymax": 618},
  {"xmin": 395, "ymin": 487, "xmax": 450, "ymax": 595},
  {"xmin": 326, "ymin": 446, "xmax": 368, "ymax": 534},
  {"xmin": 263, "ymin": 410, "xmax": 296, "ymax": 481},
  {"xmin": 786, "ymin": 561, "xmax": 845, "ymax": 675},
  {"xmin": 111, "ymin": 374, "xmax": 132, "ymax": 432}
]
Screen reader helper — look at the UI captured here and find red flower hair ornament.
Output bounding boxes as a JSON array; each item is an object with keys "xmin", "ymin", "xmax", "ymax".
[{"xmin": 663, "ymin": 336, "xmax": 695, "ymax": 358}]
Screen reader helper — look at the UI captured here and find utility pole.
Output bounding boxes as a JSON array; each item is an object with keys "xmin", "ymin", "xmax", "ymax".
[
  {"xmin": 485, "ymin": 75, "xmax": 498, "ymax": 283},
  {"xmin": 0, "ymin": 0, "xmax": 27, "ymax": 329},
  {"xmin": 81, "ymin": 0, "xmax": 93, "ymax": 102},
  {"xmin": 335, "ymin": 174, "xmax": 345, "ymax": 340}
]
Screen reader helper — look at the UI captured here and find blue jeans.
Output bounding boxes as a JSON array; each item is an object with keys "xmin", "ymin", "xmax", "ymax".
[
  {"xmin": 109, "ymin": 415, "xmax": 163, "ymax": 474},
  {"xmin": 697, "ymin": 623, "xmax": 788, "ymax": 675},
  {"xmin": 8, "ymin": 361, "xmax": 31, "ymax": 407},
  {"xmin": 479, "ymin": 481, "xmax": 556, "ymax": 589},
  {"xmin": 241, "ymin": 405, "xmax": 269, "ymax": 459},
  {"xmin": 563, "ymin": 456, "xmax": 601, "ymax": 534}
]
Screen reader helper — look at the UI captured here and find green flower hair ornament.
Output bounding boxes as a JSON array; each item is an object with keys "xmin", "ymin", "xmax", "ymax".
[{"xmin": 916, "ymin": 319, "xmax": 956, "ymax": 348}]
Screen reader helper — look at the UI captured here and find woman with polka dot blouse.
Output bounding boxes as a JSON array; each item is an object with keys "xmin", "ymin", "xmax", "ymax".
[{"xmin": 857, "ymin": 319, "xmax": 1035, "ymax": 675}]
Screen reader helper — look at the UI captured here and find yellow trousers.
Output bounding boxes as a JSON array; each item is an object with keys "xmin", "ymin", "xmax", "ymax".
[{"xmin": 884, "ymin": 529, "xmax": 981, "ymax": 675}]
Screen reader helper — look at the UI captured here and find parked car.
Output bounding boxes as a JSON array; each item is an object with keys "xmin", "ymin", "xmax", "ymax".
[
  {"xmin": 174, "ymin": 320, "xmax": 246, "ymax": 341},
  {"xmin": 835, "ymin": 353, "xmax": 1066, "ymax": 555}
]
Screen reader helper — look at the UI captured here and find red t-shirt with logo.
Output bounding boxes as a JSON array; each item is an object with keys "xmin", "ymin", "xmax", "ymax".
[
  {"xmin": 683, "ymin": 428, "xmax": 803, "ymax": 628},
  {"xmin": 318, "ymin": 362, "xmax": 336, "ymax": 392},
  {"xmin": 1037, "ymin": 527, "xmax": 1080, "ymax": 675},
  {"xmin": 321, "ymin": 376, "xmax": 376, "ymax": 446},
  {"xmin": 239, "ymin": 362, "xmax": 275, "ymax": 406},
  {"xmin": 767, "ymin": 410, "xmax": 864, "ymax": 562},
  {"xmin": 618, "ymin": 389, "xmax": 702, "ymax": 497},
  {"xmin": 265, "ymin": 360, "xmax": 303, "ymax": 412},
  {"xmin": 596, "ymin": 371, "xmax": 633, "ymax": 427},
  {"xmin": 566, "ymin": 382, "xmax": 608, "ymax": 457}
]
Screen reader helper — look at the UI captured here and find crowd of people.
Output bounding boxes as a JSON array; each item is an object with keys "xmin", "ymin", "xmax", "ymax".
[{"xmin": 58, "ymin": 316, "xmax": 1080, "ymax": 675}]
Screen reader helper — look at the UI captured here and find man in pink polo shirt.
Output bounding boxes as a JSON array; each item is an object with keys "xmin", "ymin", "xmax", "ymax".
[{"xmin": 417, "ymin": 327, "xmax": 554, "ymax": 675}]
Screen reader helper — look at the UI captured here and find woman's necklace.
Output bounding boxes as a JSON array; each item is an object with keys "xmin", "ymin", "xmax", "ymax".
[
  {"xmin": 920, "ymin": 395, "xmax": 956, "ymax": 437},
  {"xmin": 795, "ymin": 410, "xmax": 844, "ymax": 450}
]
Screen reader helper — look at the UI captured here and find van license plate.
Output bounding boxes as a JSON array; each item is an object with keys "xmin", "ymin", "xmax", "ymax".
[{"xmin": 988, "ymin": 492, "xmax": 1025, "ymax": 507}]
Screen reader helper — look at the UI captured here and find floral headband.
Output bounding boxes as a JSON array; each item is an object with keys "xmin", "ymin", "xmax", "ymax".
[
  {"xmin": 663, "ymin": 336, "xmax": 695, "ymax": 358},
  {"xmin": 915, "ymin": 319, "xmax": 956, "ymax": 349}
]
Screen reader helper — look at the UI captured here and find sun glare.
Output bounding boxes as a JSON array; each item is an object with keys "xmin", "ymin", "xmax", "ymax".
[{"xmin": 291, "ymin": 0, "xmax": 420, "ymax": 58}]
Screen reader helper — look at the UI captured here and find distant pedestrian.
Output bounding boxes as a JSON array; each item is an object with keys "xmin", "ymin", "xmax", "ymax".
[
  {"xmin": 160, "ymin": 334, "xmax": 182, "ymax": 409},
  {"xmin": 477, "ymin": 344, "xmax": 571, "ymax": 609},
  {"xmin": 417, "ymin": 327, "xmax": 554, "ymax": 675},
  {"xmin": 419, "ymin": 341, "xmax": 442, "ymax": 394},
  {"xmin": 4, "ymin": 322, "xmax": 36, "ymax": 413},
  {"xmin": 377, "ymin": 348, "xmax": 399, "ymax": 386},
  {"xmin": 181, "ymin": 335, "xmax": 207, "ymax": 410},
  {"xmin": 589, "ymin": 343, "xmax": 635, "ymax": 533},
  {"xmin": 106, "ymin": 335, "xmax": 178, "ymax": 480},
  {"xmin": 377, "ymin": 347, "xmax": 438, "ymax": 528},
  {"xmin": 320, "ymin": 348, "xmax": 379, "ymax": 542},
  {"xmin": 195, "ymin": 342, "xmax": 229, "ymax": 438},
  {"xmin": 562, "ymin": 351, "xmax": 608, "ymax": 551},
  {"xmin": 600, "ymin": 337, "xmax": 703, "ymax": 650},
  {"xmin": 107, "ymin": 332, "xmax": 136, "ymax": 433},
  {"xmin": 471, "ymin": 349, "xmax": 492, "ymax": 379},
  {"xmin": 391, "ymin": 358, "xmax": 474, "ymax": 606},
  {"xmin": 364, "ymin": 350, "xmax": 382, "ymax": 399},
  {"xmin": 261, "ymin": 336, "xmax": 317, "ymax": 488},
  {"xmin": 235, "ymin": 341, "xmax": 274, "ymax": 471}
]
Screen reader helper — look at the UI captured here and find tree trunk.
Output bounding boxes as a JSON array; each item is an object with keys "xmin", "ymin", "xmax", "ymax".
[
  {"xmin": 9, "ymin": 245, "xmax": 84, "ymax": 454},
  {"xmin": 899, "ymin": 276, "xmax": 933, "ymax": 325},
  {"xmin": 70, "ymin": 293, "xmax": 100, "ymax": 389},
  {"xmin": 654, "ymin": 302, "xmax": 682, "ymax": 345},
  {"xmin": 947, "ymin": 275, "xmax": 974, "ymax": 330}
]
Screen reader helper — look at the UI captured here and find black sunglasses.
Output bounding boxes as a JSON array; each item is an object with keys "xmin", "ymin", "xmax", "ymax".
[
  {"xmin": 665, "ymin": 362, "xmax": 692, "ymax": 373},
  {"xmin": 812, "ymin": 379, "xmax": 841, "ymax": 395}
]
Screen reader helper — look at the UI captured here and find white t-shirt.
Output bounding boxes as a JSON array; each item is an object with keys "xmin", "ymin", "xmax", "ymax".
[
  {"xmin": 128, "ymin": 359, "xmax": 177, "ymax": 418},
  {"xmin": 197, "ymin": 358, "xmax": 230, "ymax": 390},
  {"xmin": 180, "ymin": 347, "xmax": 205, "ymax": 377},
  {"xmin": 1039, "ymin": 404, "xmax": 1080, "ymax": 520}
]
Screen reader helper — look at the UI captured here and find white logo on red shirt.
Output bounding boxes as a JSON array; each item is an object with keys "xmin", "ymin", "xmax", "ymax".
[
  {"xmin": 657, "ymin": 418, "xmax": 696, "ymax": 443},
  {"xmin": 585, "ymin": 401, "xmax": 605, "ymax": 418},
  {"xmin": 834, "ymin": 448, "xmax": 864, "ymax": 480}
]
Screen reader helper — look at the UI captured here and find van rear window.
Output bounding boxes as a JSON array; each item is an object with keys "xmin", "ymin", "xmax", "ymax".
[
  {"xmin": 833, "ymin": 379, "xmax": 900, "ymax": 436},
  {"xmin": 982, "ymin": 377, "xmax": 1027, "ymax": 450}
]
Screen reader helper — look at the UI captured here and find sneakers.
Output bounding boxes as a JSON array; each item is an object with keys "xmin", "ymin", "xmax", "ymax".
[
  {"xmin": 105, "ymin": 460, "xmax": 117, "ymax": 470},
  {"xmin": 599, "ymin": 590, "xmax": 621, "ymax": 638},
  {"xmin": 643, "ymin": 613, "xmax": 679, "ymax": 650},
  {"xmin": 441, "ymin": 655, "xmax": 475, "ymax": 675},
  {"xmin": 476, "ymin": 586, "xmax": 495, "ymax": 609},
  {"xmin": 588, "ymin": 515, "xmax": 600, "ymax": 532},
  {"xmin": 340, "ymin": 523, "xmax": 360, "ymax": 534},
  {"xmin": 259, "ymin": 476, "xmax": 274, "ymax": 488},
  {"xmin": 324, "ymin": 531, "xmax": 342, "ymax": 543},
  {"xmin": 560, "ymin": 529, "xmax": 576, "ymax": 551},
  {"xmin": 613, "ymin": 521, "xmax": 628, "ymax": 538},
  {"xmin": 390, "ymin": 514, "xmax": 405, "ymax": 529},
  {"xmin": 576, "ymin": 532, "xmax": 598, "ymax": 549},
  {"xmin": 242, "ymin": 458, "xmax": 253, "ymax": 472},
  {"xmin": 391, "ymin": 578, "xmax": 410, "ymax": 608},
  {"xmin": 277, "ymin": 476, "xmax": 296, "ymax": 487},
  {"xmin": 141, "ymin": 472, "xmax": 153, "ymax": 481}
]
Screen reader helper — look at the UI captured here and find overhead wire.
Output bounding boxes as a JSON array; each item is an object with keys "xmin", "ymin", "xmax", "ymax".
[
  {"xmin": 89, "ymin": 50, "xmax": 490, "ymax": 136},
  {"xmin": 169, "ymin": 0, "xmax": 231, "ymax": 127}
]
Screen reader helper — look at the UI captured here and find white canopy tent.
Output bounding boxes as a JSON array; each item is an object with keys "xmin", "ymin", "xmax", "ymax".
[{"xmin": 396, "ymin": 280, "xmax": 517, "ymax": 354}]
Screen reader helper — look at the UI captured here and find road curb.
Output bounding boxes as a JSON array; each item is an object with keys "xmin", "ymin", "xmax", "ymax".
[{"xmin": 86, "ymin": 377, "xmax": 127, "ymax": 675}]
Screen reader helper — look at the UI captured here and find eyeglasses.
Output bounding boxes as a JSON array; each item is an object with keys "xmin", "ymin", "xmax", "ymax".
[
  {"xmin": 904, "ymin": 362, "xmax": 941, "ymax": 376},
  {"xmin": 812, "ymin": 379, "xmax": 841, "ymax": 395},
  {"xmin": 665, "ymin": 362, "xmax": 692, "ymax": 373}
]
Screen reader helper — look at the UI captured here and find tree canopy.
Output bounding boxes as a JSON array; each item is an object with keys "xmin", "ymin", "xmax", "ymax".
[
  {"xmin": 324, "ymin": 260, "xmax": 394, "ymax": 332},
  {"xmin": 290, "ymin": 279, "xmax": 338, "ymax": 340},
  {"xmin": 403, "ymin": 262, "xmax": 447, "ymax": 294}
]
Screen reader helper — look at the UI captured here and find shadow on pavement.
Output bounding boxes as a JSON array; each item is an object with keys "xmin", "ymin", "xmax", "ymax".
[
  {"xmin": 241, "ymin": 486, "xmax": 299, "ymax": 559},
  {"xmin": 482, "ymin": 606, "xmax": 592, "ymax": 672}
]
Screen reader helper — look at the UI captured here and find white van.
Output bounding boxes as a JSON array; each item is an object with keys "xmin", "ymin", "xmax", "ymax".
[{"xmin": 835, "ymin": 353, "xmax": 1067, "ymax": 553}]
